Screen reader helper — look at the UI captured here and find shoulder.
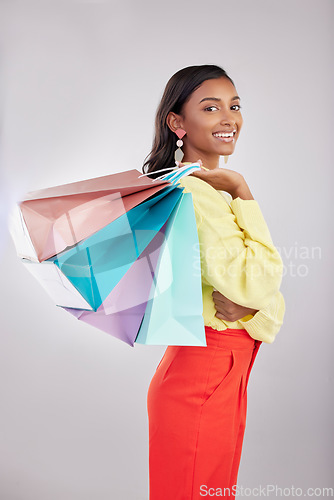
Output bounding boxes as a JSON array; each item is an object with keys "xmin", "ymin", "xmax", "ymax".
[
  {"xmin": 177, "ymin": 175, "xmax": 232, "ymax": 212},
  {"xmin": 178, "ymin": 175, "xmax": 220, "ymax": 200}
]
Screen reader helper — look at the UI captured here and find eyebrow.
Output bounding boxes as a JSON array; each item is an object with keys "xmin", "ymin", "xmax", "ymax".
[{"xmin": 199, "ymin": 96, "xmax": 241, "ymax": 103}]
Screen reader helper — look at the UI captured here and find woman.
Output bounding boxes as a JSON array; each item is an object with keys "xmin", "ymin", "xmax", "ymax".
[{"xmin": 143, "ymin": 65, "xmax": 285, "ymax": 499}]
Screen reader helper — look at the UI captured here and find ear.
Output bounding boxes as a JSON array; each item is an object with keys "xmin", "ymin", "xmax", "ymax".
[{"xmin": 166, "ymin": 112, "xmax": 184, "ymax": 134}]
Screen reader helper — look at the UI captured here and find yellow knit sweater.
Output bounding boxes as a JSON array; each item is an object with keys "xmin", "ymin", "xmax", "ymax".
[{"xmin": 177, "ymin": 174, "xmax": 285, "ymax": 344}]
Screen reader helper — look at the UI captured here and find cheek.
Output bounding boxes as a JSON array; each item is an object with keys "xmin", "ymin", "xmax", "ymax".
[
  {"xmin": 187, "ymin": 118, "xmax": 213, "ymax": 139},
  {"xmin": 186, "ymin": 128, "xmax": 212, "ymax": 147}
]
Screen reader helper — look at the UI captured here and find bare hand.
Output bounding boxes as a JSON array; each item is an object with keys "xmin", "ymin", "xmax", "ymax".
[
  {"xmin": 177, "ymin": 158, "xmax": 253, "ymax": 199},
  {"xmin": 190, "ymin": 168, "xmax": 243, "ymax": 197},
  {"xmin": 212, "ymin": 290, "xmax": 259, "ymax": 322}
]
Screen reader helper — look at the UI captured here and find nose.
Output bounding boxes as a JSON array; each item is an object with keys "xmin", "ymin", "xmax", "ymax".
[{"xmin": 219, "ymin": 110, "xmax": 236, "ymax": 127}]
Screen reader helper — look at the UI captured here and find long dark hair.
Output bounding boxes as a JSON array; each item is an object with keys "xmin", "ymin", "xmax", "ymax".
[{"xmin": 142, "ymin": 65, "xmax": 235, "ymax": 179}]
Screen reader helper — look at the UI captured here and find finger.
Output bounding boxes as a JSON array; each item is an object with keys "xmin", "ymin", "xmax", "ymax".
[
  {"xmin": 212, "ymin": 297, "xmax": 227, "ymax": 307},
  {"xmin": 213, "ymin": 299, "xmax": 226, "ymax": 309},
  {"xmin": 212, "ymin": 290, "xmax": 227, "ymax": 298},
  {"xmin": 190, "ymin": 169, "xmax": 205, "ymax": 177},
  {"xmin": 212, "ymin": 292, "xmax": 227, "ymax": 304},
  {"xmin": 212, "ymin": 291, "xmax": 237, "ymax": 306},
  {"xmin": 215, "ymin": 312, "xmax": 228, "ymax": 320},
  {"xmin": 212, "ymin": 291, "xmax": 224, "ymax": 299}
]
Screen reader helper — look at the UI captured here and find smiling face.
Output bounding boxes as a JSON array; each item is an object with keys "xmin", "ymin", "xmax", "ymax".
[{"xmin": 167, "ymin": 76, "xmax": 243, "ymax": 169}]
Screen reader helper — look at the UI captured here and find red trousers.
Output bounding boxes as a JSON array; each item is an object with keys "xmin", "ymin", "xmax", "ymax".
[{"xmin": 147, "ymin": 326, "xmax": 262, "ymax": 500}]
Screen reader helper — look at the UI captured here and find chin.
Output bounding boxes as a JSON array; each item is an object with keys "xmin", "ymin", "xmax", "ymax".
[{"xmin": 220, "ymin": 147, "xmax": 235, "ymax": 156}]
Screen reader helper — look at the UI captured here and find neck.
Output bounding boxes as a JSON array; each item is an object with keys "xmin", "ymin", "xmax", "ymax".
[
  {"xmin": 182, "ymin": 148, "xmax": 220, "ymax": 170},
  {"xmin": 182, "ymin": 154, "xmax": 219, "ymax": 170}
]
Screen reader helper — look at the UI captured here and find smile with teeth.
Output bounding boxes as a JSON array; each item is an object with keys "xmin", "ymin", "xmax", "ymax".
[
  {"xmin": 212, "ymin": 130, "xmax": 236, "ymax": 142},
  {"xmin": 213, "ymin": 130, "xmax": 236, "ymax": 142}
]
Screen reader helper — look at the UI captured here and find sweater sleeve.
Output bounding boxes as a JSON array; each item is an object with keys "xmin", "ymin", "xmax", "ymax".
[
  {"xmin": 238, "ymin": 290, "xmax": 286, "ymax": 343},
  {"xmin": 178, "ymin": 176, "xmax": 284, "ymax": 310}
]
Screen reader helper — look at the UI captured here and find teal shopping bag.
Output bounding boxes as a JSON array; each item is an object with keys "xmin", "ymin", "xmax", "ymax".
[
  {"xmin": 135, "ymin": 192, "xmax": 206, "ymax": 346},
  {"xmin": 49, "ymin": 185, "xmax": 183, "ymax": 310}
]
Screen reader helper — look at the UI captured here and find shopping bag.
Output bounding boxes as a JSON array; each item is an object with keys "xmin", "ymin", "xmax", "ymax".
[
  {"xmin": 10, "ymin": 169, "xmax": 169, "ymax": 262},
  {"xmin": 135, "ymin": 192, "xmax": 206, "ymax": 346},
  {"xmin": 62, "ymin": 193, "xmax": 206, "ymax": 346},
  {"xmin": 10, "ymin": 163, "xmax": 206, "ymax": 346},
  {"xmin": 45, "ymin": 185, "xmax": 182, "ymax": 310},
  {"xmin": 62, "ymin": 225, "xmax": 167, "ymax": 346}
]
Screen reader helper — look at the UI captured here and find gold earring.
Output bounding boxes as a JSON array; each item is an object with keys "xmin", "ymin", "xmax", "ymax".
[{"xmin": 224, "ymin": 156, "xmax": 229, "ymax": 164}]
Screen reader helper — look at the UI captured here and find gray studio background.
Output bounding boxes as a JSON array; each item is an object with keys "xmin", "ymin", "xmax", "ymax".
[{"xmin": 0, "ymin": 1, "xmax": 333, "ymax": 499}]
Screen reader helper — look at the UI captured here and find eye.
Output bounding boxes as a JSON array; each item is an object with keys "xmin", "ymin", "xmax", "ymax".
[
  {"xmin": 204, "ymin": 105, "xmax": 219, "ymax": 112},
  {"xmin": 231, "ymin": 104, "xmax": 242, "ymax": 111}
]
